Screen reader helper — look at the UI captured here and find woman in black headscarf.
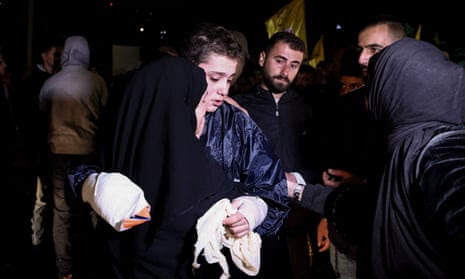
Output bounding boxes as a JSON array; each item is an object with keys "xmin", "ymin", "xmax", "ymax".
[
  {"xmin": 98, "ymin": 56, "xmax": 246, "ymax": 278},
  {"xmin": 366, "ymin": 37, "xmax": 465, "ymax": 278}
]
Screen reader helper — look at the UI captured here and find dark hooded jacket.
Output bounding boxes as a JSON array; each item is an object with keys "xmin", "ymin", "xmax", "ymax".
[
  {"xmin": 367, "ymin": 37, "xmax": 465, "ymax": 278},
  {"xmin": 39, "ymin": 35, "xmax": 108, "ymax": 155}
]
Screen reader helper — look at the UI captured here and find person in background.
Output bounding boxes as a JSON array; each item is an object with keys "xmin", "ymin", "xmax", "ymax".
[
  {"xmin": 293, "ymin": 63, "xmax": 316, "ymax": 94},
  {"xmin": 357, "ymin": 15, "xmax": 407, "ymax": 77},
  {"xmin": 233, "ymin": 31, "xmax": 339, "ymax": 279},
  {"xmin": 366, "ymin": 37, "xmax": 465, "ymax": 279},
  {"xmin": 316, "ymin": 47, "xmax": 370, "ymax": 279},
  {"xmin": 18, "ymin": 38, "xmax": 62, "ymax": 244},
  {"xmin": 39, "ymin": 35, "xmax": 108, "ymax": 279},
  {"xmin": 12, "ymin": 38, "xmax": 63, "ymax": 278},
  {"xmin": 338, "ymin": 49, "xmax": 364, "ymax": 96},
  {"xmin": 299, "ymin": 15, "xmax": 407, "ymax": 279}
]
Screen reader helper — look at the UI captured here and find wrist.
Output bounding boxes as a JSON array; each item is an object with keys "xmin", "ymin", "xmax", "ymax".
[{"xmin": 293, "ymin": 183, "xmax": 305, "ymax": 202}]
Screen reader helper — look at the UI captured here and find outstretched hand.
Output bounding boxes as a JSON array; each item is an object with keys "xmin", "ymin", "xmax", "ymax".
[{"xmin": 322, "ymin": 168, "xmax": 365, "ymax": 188}]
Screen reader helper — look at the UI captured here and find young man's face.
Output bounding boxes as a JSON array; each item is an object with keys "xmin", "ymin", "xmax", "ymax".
[
  {"xmin": 339, "ymin": 75, "xmax": 364, "ymax": 96},
  {"xmin": 41, "ymin": 47, "xmax": 57, "ymax": 73},
  {"xmin": 259, "ymin": 41, "xmax": 304, "ymax": 94},
  {"xmin": 358, "ymin": 24, "xmax": 396, "ymax": 76},
  {"xmin": 197, "ymin": 53, "xmax": 238, "ymax": 113}
]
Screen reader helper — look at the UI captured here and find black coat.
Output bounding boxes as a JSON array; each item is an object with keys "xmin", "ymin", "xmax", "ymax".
[
  {"xmin": 233, "ymin": 85, "xmax": 318, "ymax": 182},
  {"xmin": 367, "ymin": 38, "xmax": 465, "ymax": 279}
]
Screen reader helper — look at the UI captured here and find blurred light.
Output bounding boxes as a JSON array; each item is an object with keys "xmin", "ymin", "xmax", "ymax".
[
  {"xmin": 336, "ymin": 24, "xmax": 342, "ymax": 30},
  {"xmin": 139, "ymin": 27, "xmax": 145, "ymax": 32},
  {"xmin": 109, "ymin": 2, "xmax": 113, "ymax": 7},
  {"xmin": 160, "ymin": 29, "xmax": 167, "ymax": 40}
]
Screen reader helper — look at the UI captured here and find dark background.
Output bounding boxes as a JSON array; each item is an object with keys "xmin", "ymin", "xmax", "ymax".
[{"xmin": 0, "ymin": 0, "xmax": 463, "ymax": 79}]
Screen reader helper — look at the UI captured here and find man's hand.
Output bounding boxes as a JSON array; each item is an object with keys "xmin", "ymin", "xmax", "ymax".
[
  {"xmin": 222, "ymin": 199, "xmax": 250, "ymax": 238},
  {"xmin": 322, "ymin": 168, "xmax": 365, "ymax": 188},
  {"xmin": 285, "ymin": 172, "xmax": 298, "ymax": 198},
  {"xmin": 225, "ymin": 96, "xmax": 249, "ymax": 116},
  {"xmin": 317, "ymin": 217, "xmax": 330, "ymax": 252}
]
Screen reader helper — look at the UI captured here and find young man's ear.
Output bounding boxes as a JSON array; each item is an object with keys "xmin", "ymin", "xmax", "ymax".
[{"xmin": 258, "ymin": 51, "xmax": 266, "ymax": 67}]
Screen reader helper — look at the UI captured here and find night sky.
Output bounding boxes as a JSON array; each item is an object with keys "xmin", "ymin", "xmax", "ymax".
[{"xmin": 0, "ymin": 0, "xmax": 463, "ymax": 77}]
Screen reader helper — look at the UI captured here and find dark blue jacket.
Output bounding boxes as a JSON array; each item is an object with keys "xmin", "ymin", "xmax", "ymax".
[{"xmin": 202, "ymin": 102, "xmax": 290, "ymax": 235}]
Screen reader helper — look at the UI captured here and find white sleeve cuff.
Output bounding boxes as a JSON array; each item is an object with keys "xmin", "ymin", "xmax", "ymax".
[{"xmin": 291, "ymin": 171, "xmax": 306, "ymax": 185}]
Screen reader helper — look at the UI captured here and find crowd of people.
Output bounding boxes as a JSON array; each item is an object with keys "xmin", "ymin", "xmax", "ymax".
[{"xmin": 1, "ymin": 13, "xmax": 464, "ymax": 279}]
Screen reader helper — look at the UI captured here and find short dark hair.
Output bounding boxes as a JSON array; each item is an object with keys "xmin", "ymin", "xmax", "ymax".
[
  {"xmin": 361, "ymin": 15, "xmax": 406, "ymax": 40},
  {"xmin": 264, "ymin": 31, "xmax": 306, "ymax": 54},
  {"xmin": 181, "ymin": 22, "xmax": 244, "ymax": 65}
]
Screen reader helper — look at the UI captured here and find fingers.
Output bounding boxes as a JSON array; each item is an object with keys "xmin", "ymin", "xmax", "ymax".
[
  {"xmin": 224, "ymin": 96, "xmax": 249, "ymax": 116},
  {"xmin": 318, "ymin": 237, "xmax": 331, "ymax": 252},
  {"xmin": 323, "ymin": 168, "xmax": 363, "ymax": 188},
  {"xmin": 322, "ymin": 170, "xmax": 342, "ymax": 188},
  {"xmin": 326, "ymin": 168, "xmax": 348, "ymax": 177},
  {"xmin": 223, "ymin": 212, "xmax": 250, "ymax": 238},
  {"xmin": 327, "ymin": 168, "xmax": 365, "ymax": 184},
  {"xmin": 317, "ymin": 217, "xmax": 330, "ymax": 252}
]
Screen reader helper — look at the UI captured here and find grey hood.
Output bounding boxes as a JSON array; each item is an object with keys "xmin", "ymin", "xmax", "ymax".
[{"xmin": 61, "ymin": 35, "xmax": 90, "ymax": 68}]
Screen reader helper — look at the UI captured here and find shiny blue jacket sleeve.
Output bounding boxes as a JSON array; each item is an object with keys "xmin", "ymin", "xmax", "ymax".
[
  {"xmin": 67, "ymin": 164, "xmax": 101, "ymax": 201},
  {"xmin": 203, "ymin": 104, "xmax": 291, "ymax": 236}
]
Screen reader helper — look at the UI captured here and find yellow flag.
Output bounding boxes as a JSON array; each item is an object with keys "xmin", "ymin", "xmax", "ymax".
[
  {"xmin": 264, "ymin": 0, "xmax": 308, "ymax": 58},
  {"xmin": 308, "ymin": 35, "xmax": 324, "ymax": 68},
  {"xmin": 415, "ymin": 24, "xmax": 422, "ymax": 40}
]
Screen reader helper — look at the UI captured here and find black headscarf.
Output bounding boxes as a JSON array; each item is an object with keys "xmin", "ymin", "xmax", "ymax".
[
  {"xmin": 366, "ymin": 38, "xmax": 465, "ymax": 278},
  {"xmin": 101, "ymin": 56, "xmax": 242, "ymax": 278},
  {"xmin": 367, "ymin": 37, "xmax": 465, "ymax": 147}
]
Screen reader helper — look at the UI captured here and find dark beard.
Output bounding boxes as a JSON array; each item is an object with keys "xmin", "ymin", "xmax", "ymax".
[{"xmin": 262, "ymin": 71, "xmax": 290, "ymax": 94}]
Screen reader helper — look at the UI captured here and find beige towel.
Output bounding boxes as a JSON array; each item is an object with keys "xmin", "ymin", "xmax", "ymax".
[{"xmin": 192, "ymin": 198, "xmax": 261, "ymax": 278}]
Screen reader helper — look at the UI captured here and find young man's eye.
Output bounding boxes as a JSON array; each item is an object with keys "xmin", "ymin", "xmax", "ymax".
[
  {"xmin": 290, "ymin": 64, "xmax": 300, "ymax": 70},
  {"xmin": 369, "ymin": 47, "xmax": 383, "ymax": 54}
]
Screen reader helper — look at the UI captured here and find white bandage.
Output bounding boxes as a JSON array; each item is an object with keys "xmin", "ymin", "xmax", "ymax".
[{"xmin": 82, "ymin": 172, "xmax": 150, "ymax": 232}]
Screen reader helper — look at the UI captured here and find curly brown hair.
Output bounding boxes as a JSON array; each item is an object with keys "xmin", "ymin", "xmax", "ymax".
[{"xmin": 180, "ymin": 22, "xmax": 245, "ymax": 66}]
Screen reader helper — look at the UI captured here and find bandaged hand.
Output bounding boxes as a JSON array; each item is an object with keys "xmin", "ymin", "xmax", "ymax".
[
  {"xmin": 222, "ymin": 196, "xmax": 267, "ymax": 238},
  {"xmin": 82, "ymin": 172, "xmax": 151, "ymax": 232},
  {"xmin": 194, "ymin": 198, "xmax": 264, "ymax": 277}
]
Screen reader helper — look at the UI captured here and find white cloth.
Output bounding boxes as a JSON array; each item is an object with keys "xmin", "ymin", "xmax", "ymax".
[
  {"xmin": 192, "ymin": 198, "xmax": 265, "ymax": 278},
  {"xmin": 82, "ymin": 172, "xmax": 150, "ymax": 232},
  {"xmin": 31, "ymin": 176, "xmax": 46, "ymax": 245}
]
